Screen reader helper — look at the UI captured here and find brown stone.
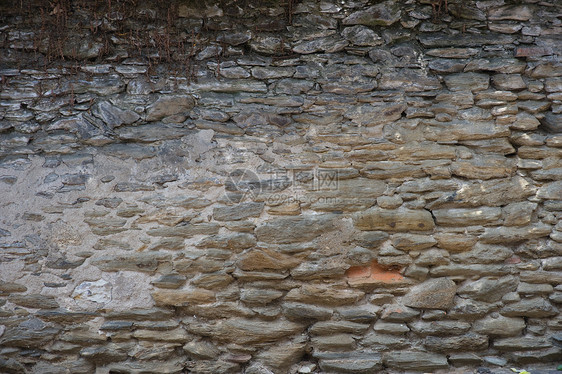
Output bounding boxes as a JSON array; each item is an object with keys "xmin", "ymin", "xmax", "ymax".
[
  {"xmin": 403, "ymin": 278, "xmax": 457, "ymax": 310},
  {"xmin": 151, "ymin": 288, "xmax": 216, "ymax": 306},
  {"xmin": 214, "ymin": 318, "xmax": 305, "ymax": 344},
  {"xmin": 353, "ymin": 207, "xmax": 435, "ymax": 232},
  {"xmin": 146, "ymin": 95, "xmax": 195, "ymax": 121},
  {"xmin": 237, "ymin": 248, "xmax": 300, "ymax": 271},
  {"xmin": 8, "ymin": 294, "xmax": 59, "ymax": 309}
]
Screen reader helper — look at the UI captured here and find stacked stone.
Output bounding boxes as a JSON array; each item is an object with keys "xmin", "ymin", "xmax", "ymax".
[{"xmin": 0, "ymin": 0, "xmax": 561, "ymax": 373}]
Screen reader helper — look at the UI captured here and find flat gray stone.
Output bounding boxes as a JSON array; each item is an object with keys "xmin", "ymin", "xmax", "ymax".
[{"xmin": 383, "ymin": 351, "xmax": 448, "ymax": 371}]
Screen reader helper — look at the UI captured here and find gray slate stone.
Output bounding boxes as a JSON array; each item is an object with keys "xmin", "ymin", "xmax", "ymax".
[
  {"xmin": 343, "ymin": 1, "xmax": 402, "ymax": 26},
  {"xmin": 457, "ymin": 276, "xmax": 519, "ymax": 302},
  {"xmin": 382, "ymin": 351, "xmax": 448, "ymax": 371},
  {"xmin": 92, "ymin": 101, "xmax": 140, "ymax": 129},
  {"xmin": 472, "ymin": 315, "xmax": 526, "ymax": 337},
  {"xmin": 541, "ymin": 112, "xmax": 562, "ymax": 133},
  {"xmin": 255, "ymin": 215, "xmax": 335, "ymax": 244},
  {"xmin": 318, "ymin": 351, "xmax": 383, "ymax": 373},
  {"xmin": 501, "ymin": 297, "xmax": 558, "ymax": 318},
  {"xmin": 342, "ymin": 26, "xmax": 384, "ymax": 46},
  {"xmin": 444, "ymin": 73, "xmax": 489, "ymax": 92},
  {"xmin": 424, "ymin": 333, "xmax": 488, "ymax": 352}
]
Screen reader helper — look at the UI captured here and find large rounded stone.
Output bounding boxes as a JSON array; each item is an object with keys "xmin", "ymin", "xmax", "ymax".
[{"xmin": 403, "ymin": 278, "xmax": 457, "ymax": 310}]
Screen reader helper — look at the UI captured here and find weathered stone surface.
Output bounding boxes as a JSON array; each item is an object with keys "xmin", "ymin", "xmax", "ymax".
[
  {"xmin": 318, "ymin": 351, "xmax": 383, "ymax": 373},
  {"xmin": 488, "ymin": 5, "xmax": 533, "ymax": 21},
  {"xmin": 213, "ymin": 318, "xmax": 305, "ymax": 344},
  {"xmin": 427, "ymin": 176, "xmax": 536, "ymax": 209},
  {"xmin": 373, "ymin": 321, "xmax": 409, "ymax": 335},
  {"xmin": 146, "ymin": 95, "xmax": 195, "ymax": 121},
  {"xmin": 152, "ymin": 288, "xmax": 215, "ymax": 306},
  {"xmin": 0, "ymin": 281, "xmax": 27, "ymax": 295},
  {"xmin": 423, "ymin": 120, "xmax": 509, "ymax": 142},
  {"xmin": 494, "ymin": 336, "xmax": 552, "ymax": 351},
  {"xmin": 451, "ymin": 243, "xmax": 512, "ymax": 264},
  {"xmin": 92, "ymin": 101, "xmax": 140, "ymax": 129},
  {"xmin": 285, "ymin": 285, "xmax": 365, "ymax": 306},
  {"xmin": 80, "ymin": 343, "xmax": 130, "ymax": 362},
  {"xmin": 354, "ymin": 207, "xmax": 434, "ymax": 232},
  {"xmin": 361, "ymin": 332, "xmax": 408, "ymax": 350},
  {"xmin": 434, "ymin": 233, "xmax": 477, "ymax": 252},
  {"xmin": 72, "ymin": 279, "xmax": 112, "ymax": 303},
  {"xmin": 237, "ymin": 248, "xmax": 300, "ymax": 271},
  {"xmin": 380, "ymin": 304, "xmax": 420, "ymax": 322},
  {"xmin": 255, "ymin": 215, "xmax": 335, "ymax": 244},
  {"xmin": 344, "ymin": 103, "xmax": 407, "ymax": 127},
  {"xmin": 133, "ymin": 328, "xmax": 189, "ymax": 343},
  {"xmin": 409, "ymin": 321, "xmax": 471, "ymax": 336},
  {"xmin": 479, "ymin": 224, "xmax": 552, "ymax": 244},
  {"xmin": 196, "ymin": 233, "xmax": 256, "ymax": 251},
  {"xmin": 293, "ymin": 37, "xmax": 349, "ymax": 54},
  {"xmin": 346, "ymin": 261, "xmax": 408, "ymax": 288},
  {"xmin": 0, "ymin": 357, "xmax": 25, "ymax": 373},
  {"xmin": 37, "ymin": 309, "xmax": 98, "ymax": 323},
  {"xmin": 310, "ymin": 320, "xmax": 370, "ymax": 336},
  {"xmin": 444, "ymin": 73, "xmax": 489, "ymax": 92},
  {"xmin": 291, "ymin": 258, "xmax": 348, "ymax": 280},
  {"xmin": 378, "ymin": 70, "xmax": 441, "ymax": 92},
  {"xmin": 361, "ymin": 162, "xmax": 426, "ymax": 180},
  {"xmin": 501, "ymin": 298, "xmax": 558, "ymax": 318},
  {"xmin": 403, "ymin": 278, "xmax": 456, "ymax": 310},
  {"xmin": 151, "ymin": 274, "xmax": 187, "ymax": 289},
  {"xmin": 283, "ymin": 302, "xmax": 333, "ymax": 321},
  {"xmin": 541, "ymin": 112, "xmax": 562, "ymax": 134},
  {"xmin": 343, "ymin": 0, "xmax": 401, "ymax": 26},
  {"xmin": 458, "ymin": 276, "xmax": 519, "ymax": 302},
  {"xmin": 424, "ymin": 333, "xmax": 488, "ymax": 352},
  {"xmin": 311, "ymin": 333, "xmax": 356, "ymax": 350},
  {"xmin": 503, "ymin": 202, "xmax": 537, "ymax": 226},
  {"xmin": 91, "ymin": 253, "xmax": 171, "ymax": 272},
  {"xmin": 391, "ymin": 234, "xmax": 437, "ymax": 251},
  {"xmin": 0, "ymin": 327, "xmax": 61, "ymax": 348},
  {"xmin": 492, "ymin": 74, "xmax": 526, "ymax": 91},
  {"xmin": 337, "ymin": 305, "xmax": 380, "ymax": 323},
  {"xmin": 241, "ymin": 288, "xmax": 284, "ymax": 305},
  {"xmin": 146, "ymin": 223, "xmax": 220, "ymax": 238},
  {"xmin": 451, "ymin": 156, "xmax": 516, "ymax": 180},
  {"xmin": 383, "ymin": 351, "xmax": 448, "ymax": 371},
  {"xmin": 8, "ymin": 294, "xmax": 59, "ymax": 309},
  {"xmin": 342, "ymin": 26, "xmax": 383, "ymax": 47},
  {"xmin": 105, "ymin": 308, "xmax": 174, "ymax": 321},
  {"xmin": 473, "ymin": 315, "xmax": 526, "ymax": 337},
  {"xmin": 113, "ymin": 182, "xmax": 155, "ymax": 192},
  {"xmin": 432, "ymin": 207, "xmax": 501, "ymax": 226},
  {"xmin": 465, "ymin": 59, "xmax": 526, "ymax": 74},
  {"xmin": 255, "ymin": 336, "xmax": 307, "ymax": 371},
  {"xmin": 183, "ymin": 340, "xmax": 220, "ymax": 359}
]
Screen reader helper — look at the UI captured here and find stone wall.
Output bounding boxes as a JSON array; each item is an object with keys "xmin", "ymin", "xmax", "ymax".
[{"xmin": 0, "ymin": 0, "xmax": 561, "ymax": 372}]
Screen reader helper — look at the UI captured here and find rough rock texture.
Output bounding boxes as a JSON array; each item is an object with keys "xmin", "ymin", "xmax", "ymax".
[{"xmin": 0, "ymin": 0, "xmax": 561, "ymax": 373}]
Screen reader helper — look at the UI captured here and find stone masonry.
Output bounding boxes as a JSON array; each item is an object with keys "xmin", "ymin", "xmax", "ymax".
[{"xmin": 0, "ymin": 0, "xmax": 561, "ymax": 372}]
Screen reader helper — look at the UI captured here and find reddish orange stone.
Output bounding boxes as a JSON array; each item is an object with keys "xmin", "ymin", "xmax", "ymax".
[{"xmin": 346, "ymin": 261, "xmax": 404, "ymax": 284}]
